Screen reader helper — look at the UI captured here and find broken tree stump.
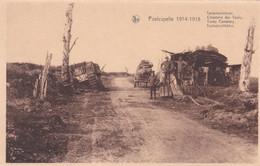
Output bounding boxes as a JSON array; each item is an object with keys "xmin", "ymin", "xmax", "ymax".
[
  {"xmin": 239, "ymin": 20, "xmax": 255, "ymax": 91},
  {"xmin": 33, "ymin": 52, "xmax": 52, "ymax": 100},
  {"xmin": 40, "ymin": 53, "xmax": 52, "ymax": 100},
  {"xmin": 33, "ymin": 74, "xmax": 41, "ymax": 98}
]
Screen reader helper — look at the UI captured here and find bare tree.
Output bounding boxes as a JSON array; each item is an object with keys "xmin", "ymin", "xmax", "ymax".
[
  {"xmin": 239, "ymin": 20, "xmax": 255, "ymax": 91},
  {"xmin": 61, "ymin": 3, "xmax": 78, "ymax": 86}
]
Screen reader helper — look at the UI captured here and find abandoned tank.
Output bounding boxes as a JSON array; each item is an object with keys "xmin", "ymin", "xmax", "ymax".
[
  {"xmin": 134, "ymin": 60, "xmax": 153, "ymax": 87},
  {"xmin": 70, "ymin": 61, "xmax": 104, "ymax": 89}
]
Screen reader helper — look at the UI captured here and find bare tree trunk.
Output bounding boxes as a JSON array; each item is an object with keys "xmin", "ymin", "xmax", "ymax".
[
  {"xmin": 40, "ymin": 53, "xmax": 52, "ymax": 100},
  {"xmin": 239, "ymin": 20, "xmax": 255, "ymax": 91},
  {"xmin": 125, "ymin": 66, "xmax": 128, "ymax": 76},
  {"xmin": 61, "ymin": 3, "xmax": 75, "ymax": 87},
  {"xmin": 43, "ymin": 80, "xmax": 48, "ymax": 98},
  {"xmin": 33, "ymin": 75, "xmax": 40, "ymax": 98}
]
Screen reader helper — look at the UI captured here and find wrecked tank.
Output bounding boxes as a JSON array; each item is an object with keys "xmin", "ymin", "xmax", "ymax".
[
  {"xmin": 134, "ymin": 60, "xmax": 153, "ymax": 87},
  {"xmin": 70, "ymin": 61, "xmax": 103, "ymax": 89},
  {"xmin": 162, "ymin": 49, "xmax": 230, "ymax": 96}
]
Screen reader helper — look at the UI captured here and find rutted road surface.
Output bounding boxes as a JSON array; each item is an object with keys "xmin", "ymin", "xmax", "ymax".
[{"xmin": 60, "ymin": 77, "xmax": 257, "ymax": 163}]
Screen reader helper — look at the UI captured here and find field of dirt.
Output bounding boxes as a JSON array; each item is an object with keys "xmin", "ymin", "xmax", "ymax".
[
  {"xmin": 6, "ymin": 67, "xmax": 258, "ymax": 163},
  {"xmin": 152, "ymin": 89, "xmax": 258, "ymax": 144}
]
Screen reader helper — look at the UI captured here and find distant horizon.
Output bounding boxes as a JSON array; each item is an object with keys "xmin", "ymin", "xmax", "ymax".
[{"xmin": 7, "ymin": 61, "xmax": 259, "ymax": 79}]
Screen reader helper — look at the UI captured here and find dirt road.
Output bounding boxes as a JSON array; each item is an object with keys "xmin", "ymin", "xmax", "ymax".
[{"xmin": 59, "ymin": 77, "xmax": 257, "ymax": 163}]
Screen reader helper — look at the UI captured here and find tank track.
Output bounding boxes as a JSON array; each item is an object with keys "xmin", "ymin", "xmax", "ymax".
[{"xmin": 86, "ymin": 63, "xmax": 103, "ymax": 89}]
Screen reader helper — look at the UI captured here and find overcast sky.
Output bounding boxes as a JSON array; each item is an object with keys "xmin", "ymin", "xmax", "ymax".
[{"xmin": 6, "ymin": 1, "xmax": 260, "ymax": 76}]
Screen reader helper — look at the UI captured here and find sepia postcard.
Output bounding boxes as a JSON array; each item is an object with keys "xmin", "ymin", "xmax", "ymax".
[{"xmin": 0, "ymin": 0, "xmax": 259, "ymax": 165}]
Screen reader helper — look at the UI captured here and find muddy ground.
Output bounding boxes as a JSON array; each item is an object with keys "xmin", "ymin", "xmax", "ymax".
[
  {"xmin": 6, "ymin": 75, "xmax": 258, "ymax": 163},
  {"xmin": 152, "ymin": 92, "xmax": 258, "ymax": 144}
]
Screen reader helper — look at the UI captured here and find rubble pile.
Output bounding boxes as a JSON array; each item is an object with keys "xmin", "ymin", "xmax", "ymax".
[
  {"xmin": 153, "ymin": 82, "xmax": 258, "ymax": 143},
  {"xmin": 199, "ymin": 87, "xmax": 258, "ymax": 142}
]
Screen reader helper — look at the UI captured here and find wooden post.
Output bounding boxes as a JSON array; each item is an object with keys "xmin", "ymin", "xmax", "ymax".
[
  {"xmin": 33, "ymin": 72, "xmax": 42, "ymax": 98},
  {"xmin": 40, "ymin": 53, "xmax": 52, "ymax": 100},
  {"xmin": 239, "ymin": 20, "xmax": 255, "ymax": 91},
  {"xmin": 61, "ymin": 3, "xmax": 77, "ymax": 88},
  {"xmin": 43, "ymin": 80, "xmax": 48, "ymax": 98},
  {"xmin": 33, "ymin": 75, "xmax": 39, "ymax": 98},
  {"xmin": 125, "ymin": 66, "xmax": 128, "ymax": 76}
]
